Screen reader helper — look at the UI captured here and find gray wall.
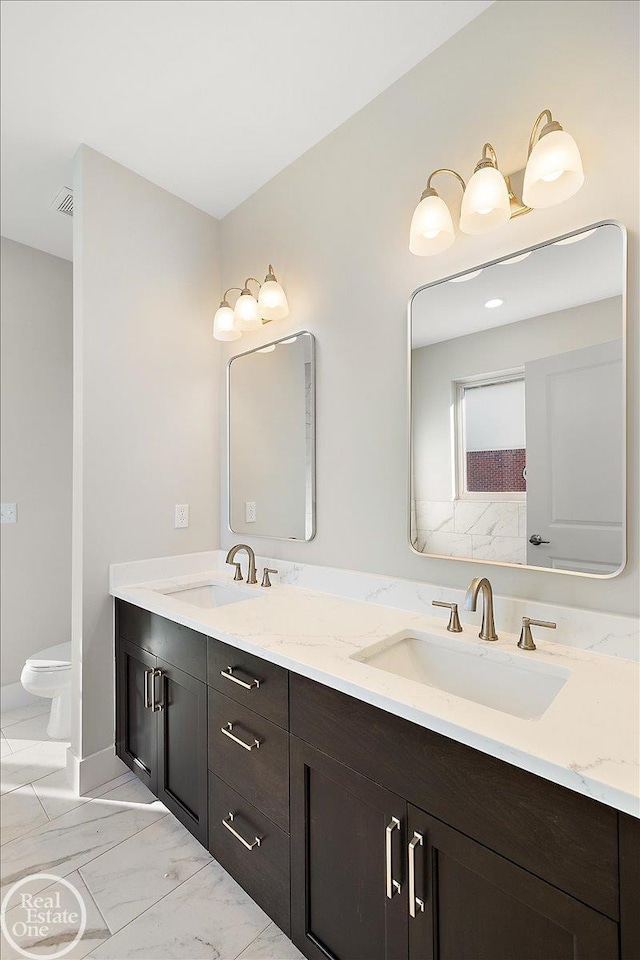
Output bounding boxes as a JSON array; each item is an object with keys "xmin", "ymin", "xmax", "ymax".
[
  {"xmin": 218, "ymin": 0, "xmax": 639, "ymax": 616},
  {"xmin": 0, "ymin": 238, "xmax": 72, "ymax": 686},
  {"xmin": 72, "ymin": 147, "xmax": 221, "ymax": 763}
]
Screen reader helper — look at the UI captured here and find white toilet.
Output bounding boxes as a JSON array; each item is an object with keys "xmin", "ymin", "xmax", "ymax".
[{"xmin": 20, "ymin": 642, "xmax": 72, "ymax": 740}]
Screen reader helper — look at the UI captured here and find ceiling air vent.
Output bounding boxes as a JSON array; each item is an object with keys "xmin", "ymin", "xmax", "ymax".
[{"xmin": 49, "ymin": 186, "xmax": 73, "ymax": 217}]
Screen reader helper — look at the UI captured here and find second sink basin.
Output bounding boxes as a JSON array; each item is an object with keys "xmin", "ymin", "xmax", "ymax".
[
  {"xmin": 352, "ymin": 631, "xmax": 571, "ymax": 720},
  {"xmin": 157, "ymin": 582, "xmax": 259, "ymax": 610}
]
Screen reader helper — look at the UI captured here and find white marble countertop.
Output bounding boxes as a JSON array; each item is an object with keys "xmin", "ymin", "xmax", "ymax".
[{"xmin": 111, "ymin": 570, "xmax": 640, "ymax": 818}]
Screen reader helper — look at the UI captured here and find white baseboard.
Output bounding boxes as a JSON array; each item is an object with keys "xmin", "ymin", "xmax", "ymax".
[
  {"xmin": 1, "ymin": 681, "xmax": 38, "ymax": 713},
  {"xmin": 66, "ymin": 744, "xmax": 128, "ymax": 795}
]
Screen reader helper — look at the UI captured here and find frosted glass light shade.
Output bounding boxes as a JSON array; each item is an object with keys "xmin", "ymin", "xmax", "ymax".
[
  {"xmin": 213, "ymin": 303, "xmax": 241, "ymax": 341},
  {"xmin": 522, "ymin": 129, "xmax": 584, "ymax": 208},
  {"xmin": 460, "ymin": 167, "xmax": 510, "ymax": 235},
  {"xmin": 259, "ymin": 279, "xmax": 289, "ymax": 320},
  {"xmin": 234, "ymin": 292, "xmax": 262, "ymax": 331},
  {"xmin": 409, "ymin": 192, "xmax": 455, "ymax": 256}
]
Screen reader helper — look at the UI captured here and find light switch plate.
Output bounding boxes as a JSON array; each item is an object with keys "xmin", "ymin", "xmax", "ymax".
[
  {"xmin": 245, "ymin": 501, "xmax": 257, "ymax": 523},
  {"xmin": 1, "ymin": 503, "xmax": 17, "ymax": 524},
  {"xmin": 174, "ymin": 504, "xmax": 189, "ymax": 528}
]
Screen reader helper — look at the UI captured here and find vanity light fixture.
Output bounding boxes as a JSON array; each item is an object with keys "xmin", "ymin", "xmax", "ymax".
[
  {"xmin": 213, "ymin": 265, "xmax": 289, "ymax": 342},
  {"xmin": 409, "ymin": 109, "xmax": 584, "ymax": 256}
]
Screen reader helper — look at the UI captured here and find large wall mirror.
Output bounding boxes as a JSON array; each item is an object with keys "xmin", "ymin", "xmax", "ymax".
[
  {"xmin": 409, "ymin": 222, "xmax": 626, "ymax": 576},
  {"xmin": 228, "ymin": 331, "xmax": 315, "ymax": 541}
]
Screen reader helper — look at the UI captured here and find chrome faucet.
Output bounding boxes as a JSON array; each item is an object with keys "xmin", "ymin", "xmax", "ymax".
[
  {"xmin": 226, "ymin": 544, "xmax": 258, "ymax": 585},
  {"xmin": 465, "ymin": 577, "xmax": 498, "ymax": 641}
]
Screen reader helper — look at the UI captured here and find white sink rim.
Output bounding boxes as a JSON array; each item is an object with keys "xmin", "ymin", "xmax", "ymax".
[
  {"xmin": 352, "ymin": 630, "xmax": 572, "ymax": 721},
  {"xmin": 155, "ymin": 580, "xmax": 261, "ymax": 609}
]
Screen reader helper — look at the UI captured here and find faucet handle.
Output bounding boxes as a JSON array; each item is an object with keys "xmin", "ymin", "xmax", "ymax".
[
  {"xmin": 261, "ymin": 567, "xmax": 278, "ymax": 588},
  {"xmin": 518, "ymin": 617, "xmax": 556, "ymax": 651},
  {"xmin": 231, "ymin": 562, "xmax": 243, "ymax": 582},
  {"xmin": 432, "ymin": 600, "xmax": 463, "ymax": 633}
]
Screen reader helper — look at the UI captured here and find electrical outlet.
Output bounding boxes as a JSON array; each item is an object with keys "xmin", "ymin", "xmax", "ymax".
[
  {"xmin": 174, "ymin": 504, "xmax": 189, "ymax": 528},
  {"xmin": 245, "ymin": 501, "xmax": 257, "ymax": 523},
  {"xmin": 1, "ymin": 503, "xmax": 17, "ymax": 524}
]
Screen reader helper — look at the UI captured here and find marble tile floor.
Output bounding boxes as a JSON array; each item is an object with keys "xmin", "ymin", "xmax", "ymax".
[{"xmin": 0, "ymin": 705, "xmax": 303, "ymax": 959}]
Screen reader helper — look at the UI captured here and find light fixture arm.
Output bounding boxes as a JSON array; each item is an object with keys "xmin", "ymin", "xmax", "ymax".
[
  {"xmin": 426, "ymin": 167, "xmax": 466, "ymax": 192},
  {"xmin": 478, "ymin": 142, "xmax": 499, "ymax": 169},
  {"xmin": 527, "ymin": 108, "xmax": 560, "ymax": 157},
  {"xmin": 221, "ymin": 286, "xmax": 243, "ymax": 304},
  {"xmin": 243, "ymin": 277, "xmax": 262, "ymax": 294}
]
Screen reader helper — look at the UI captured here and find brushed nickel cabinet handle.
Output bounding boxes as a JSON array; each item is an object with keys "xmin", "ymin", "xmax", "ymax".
[
  {"xmin": 385, "ymin": 817, "xmax": 402, "ymax": 898},
  {"xmin": 221, "ymin": 721, "xmax": 261, "ymax": 751},
  {"xmin": 152, "ymin": 669, "xmax": 164, "ymax": 712},
  {"xmin": 222, "ymin": 812, "xmax": 261, "ymax": 850},
  {"xmin": 220, "ymin": 666, "xmax": 260, "ymax": 690},
  {"xmin": 408, "ymin": 831, "xmax": 425, "ymax": 918},
  {"xmin": 144, "ymin": 668, "xmax": 153, "ymax": 709}
]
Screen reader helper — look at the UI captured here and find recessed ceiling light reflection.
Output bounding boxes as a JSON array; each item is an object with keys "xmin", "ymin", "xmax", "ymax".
[
  {"xmin": 554, "ymin": 228, "xmax": 597, "ymax": 246},
  {"xmin": 257, "ymin": 344, "xmax": 277, "ymax": 353},
  {"xmin": 449, "ymin": 269, "xmax": 483, "ymax": 283},
  {"xmin": 484, "ymin": 298, "xmax": 504, "ymax": 309},
  {"xmin": 499, "ymin": 252, "xmax": 532, "ymax": 265}
]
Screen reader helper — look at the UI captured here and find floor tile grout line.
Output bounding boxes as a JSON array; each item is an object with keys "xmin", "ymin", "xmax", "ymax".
[
  {"xmin": 1, "ymin": 766, "xmax": 136, "ymax": 837},
  {"xmin": 81, "ymin": 858, "xmax": 215, "ymax": 946},
  {"xmin": 0, "ymin": 778, "xmax": 169, "ymax": 855},
  {"xmin": 1, "ymin": 707, "xmax": 51, "ymax": 732},
  {"xmin": 233, "ymin": 919, "xmax": 274, "ymax": 960}
]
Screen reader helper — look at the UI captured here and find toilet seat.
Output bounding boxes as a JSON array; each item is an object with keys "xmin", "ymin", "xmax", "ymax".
[{"xmin": 25, "ymin": 642, "xmax": 71, "ymax": 672}]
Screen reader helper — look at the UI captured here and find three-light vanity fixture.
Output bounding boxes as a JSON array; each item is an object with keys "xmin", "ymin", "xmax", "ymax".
[
  {"xmin": 409, "ymin": 109, "xmax": 584, "ymax": 256},
  {"xmin": 213, "ymin": 264, "xmax": 289, "ymax": 341}
]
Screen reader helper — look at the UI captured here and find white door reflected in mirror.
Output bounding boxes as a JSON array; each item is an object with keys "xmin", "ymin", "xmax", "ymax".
[{"xmin": 409, "ymin": 222, "xmax": 626, "ymax": 577}]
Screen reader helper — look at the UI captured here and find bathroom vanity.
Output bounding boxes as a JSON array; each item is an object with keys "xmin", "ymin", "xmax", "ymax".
[{"xmin": 113, "ymin": 584, "xmax": 639, "ymax": 960}]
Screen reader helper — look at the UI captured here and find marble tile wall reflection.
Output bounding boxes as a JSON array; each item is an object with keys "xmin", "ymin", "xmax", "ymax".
[{"xmin": 413, "ymin": 499, "xmax": 526, "ymax": 564}]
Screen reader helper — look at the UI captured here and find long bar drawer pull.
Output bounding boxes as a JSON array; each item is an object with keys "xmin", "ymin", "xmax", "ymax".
[
  {"xmin": 222, "ymin": 812, "xmax": 262, "ymax": 850},
  {"xmin": 152, "ymin": 669, "xmax": 164, "ymax": 712},
  {"xmin": 144, "ymin": 668, "xmax": 153, "ymax": 709},
  {"xmin": 385, "ymin": 817, "xmax": 402, "ymax": 898},
  {"xmin": 220, "ymin": 666, "xmax": 260, "ymax": 690},
  {"xmin": 221, "ymin": 721, "xmax": 261, "ymax": 751},
  {"xmin": 408, "ymin": 831, "xmax": 425, "ymax": 918}
]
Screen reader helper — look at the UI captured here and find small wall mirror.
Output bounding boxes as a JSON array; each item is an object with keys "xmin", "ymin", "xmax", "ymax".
[
  {"xmin": 409, "ymin": 222, "xmax": 626, "ymax": 576},
  {"xmin": 228, "ymin": 331, "xmax": 315, "ymax": 541}
]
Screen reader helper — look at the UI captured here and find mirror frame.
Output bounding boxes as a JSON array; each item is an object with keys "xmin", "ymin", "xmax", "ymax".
[
  {"xmin": 227, "ymin": 329, "xmax": 316, "ymax": 542},
  {"xmin": 407, "ymin": 220, "xmax": 627, "ymax": 578}
]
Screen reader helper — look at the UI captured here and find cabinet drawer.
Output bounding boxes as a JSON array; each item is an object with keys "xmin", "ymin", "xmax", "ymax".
[
  {"xmin": 209, "ymin": 772, "xmax": 290, "ymax": 936},
  {"xmin": 116, "ymin": 600, "xmax": 206, "ymax": 681},
  {"xmin": 290, "ymin": 674, "xmax": 619, "ymax": 919},
  {"xmin": 208, "ymin": 688, "xmax": 289, "ymax": 831},
  {"xmin": 207, "ymin": 637, "xmax": 288, "ymax": 729}
]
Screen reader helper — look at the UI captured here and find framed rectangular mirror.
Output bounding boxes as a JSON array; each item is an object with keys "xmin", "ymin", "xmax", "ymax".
[
  {"xmin": 409, "ymin": 221, "xmax": 626, "ymax": 577},
  {"xmin": 228, "ymin": 330, "xmax": 315, "ymax": 541}
]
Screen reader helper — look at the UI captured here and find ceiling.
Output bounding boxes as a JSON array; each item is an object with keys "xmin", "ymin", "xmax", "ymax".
[
  {"xmin": 0, "ymin": 0, "xmax": 492, "ymax": 261},
  {"xmin": 412, "ymin": 224, "xmax": 624, "ymax": 349}
]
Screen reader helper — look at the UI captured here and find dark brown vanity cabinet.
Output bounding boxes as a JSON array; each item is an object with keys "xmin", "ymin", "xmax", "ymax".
[
  {"xmin": 206, "ymin": 637, "xmax": 292, "ymax": 936},
  {"xmin": 407, "ymin": 806, "xmax": 618, "ymax": 960},
  {"xmin": 290, "ymin": 737, "xmax": 408, "ymax": 960},
  {"xmin": 115, "ymin": 602, "xmax": 208, "ymax": 845},
  {"xmin": 114, "ymin": 602, "xmax": 640, "ymax": 960}
]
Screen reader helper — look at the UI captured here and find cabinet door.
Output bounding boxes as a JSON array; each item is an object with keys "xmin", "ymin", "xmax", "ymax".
[
  {"xmin": 407, "ymin": 805, "xmax": 619, "ymax": 960},
  {"xmin": 155, "ymin": 657, "xmax": 208, "ymax": 845},
  {"xmin": 291, "ymin": 737, "xmax": 408, "ymax": 960},
  {"xmin": 115, "ymin": 637, "xmax": 157, "ymax": 794}
]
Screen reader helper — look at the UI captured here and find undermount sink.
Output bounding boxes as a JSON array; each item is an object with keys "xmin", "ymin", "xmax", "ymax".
[
  {"xmin": 352, "ymin": 631, "xmax": 571, "ymax": 720},
  {"xmin": 157, "ymin": 582, "xmax": 259, "ymax": 610}
]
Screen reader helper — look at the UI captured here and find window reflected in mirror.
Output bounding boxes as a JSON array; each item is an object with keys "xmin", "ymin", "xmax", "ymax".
[{"xmin": 410, "ymin": 223, "xmax": 625, "ymax": 576}]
